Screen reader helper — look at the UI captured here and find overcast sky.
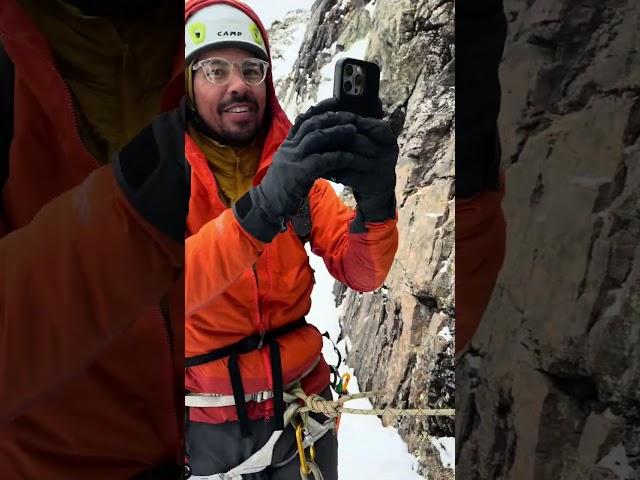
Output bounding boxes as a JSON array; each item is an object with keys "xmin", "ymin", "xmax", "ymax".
[{"xmin": 242, "ymin": 0, "xmax": 316, "ymax": 29}]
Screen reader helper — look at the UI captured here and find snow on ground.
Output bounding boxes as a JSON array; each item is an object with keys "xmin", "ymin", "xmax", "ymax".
[
  {"xmin": 438, "ymin": 326, "xmax": 453, "ymax": 342},
  {"xmin": 316, "ymin": 37, "xmax": 371, "ymax": 102},
  {"xmin": 431, "ymin": 437, "xmax": 455, "ymax": 469},
  {"xmin": 365, "ymin": 0, "xmax": 378, "ymax": 17},
  {"xmin": 283, "ymin": 34, "xmax": 372, "ymax": 121},
  {"xmin": 269, "ymin": 16, "xmax": 309, "ymax": 85},
  {"xmin": 305, "ymin": 245, "xmax": 427, "ymax": 479},
  {"xmin": 598, "ymin": 443, "xmax": 636, "ymax": 479}
]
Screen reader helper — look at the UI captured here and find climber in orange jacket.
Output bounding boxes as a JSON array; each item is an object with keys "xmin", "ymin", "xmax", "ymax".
[
  {"xmin": 0, "ymin": 1, "xmax": 188, "ymax": 478},
  {"xmin": 183, "ymin": 0, "xmax": 399, "ymax": 477}
]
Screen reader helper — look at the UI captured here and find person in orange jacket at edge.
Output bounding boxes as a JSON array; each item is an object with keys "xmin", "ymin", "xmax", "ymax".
[
  {"xmin": 0, "ymin": 0, "xmax": 188, "ymax": 479},
  {"xmin": 182, "ymin": 0, "xmax": 400, "ymax": 478},
  {"xmin": 456, "ymin": 0, "xmax": 508, "ymax": 361}
]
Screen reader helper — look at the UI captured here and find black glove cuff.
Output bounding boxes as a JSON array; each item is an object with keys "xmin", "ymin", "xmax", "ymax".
[
  {"xmin": 233, "ymin": 188, "xmax": 287, "ymax": 243},
  {"xmin": 113, "ymin": 121, "xmax": 187, "ymax": 242},
  {"xmin": 350, "ymin": 192, "xmax": 397, "ymax": 233}
]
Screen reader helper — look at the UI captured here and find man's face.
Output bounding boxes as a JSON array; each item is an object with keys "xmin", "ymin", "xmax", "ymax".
[{"xmin": 193, "ymin": 48, "xmax": 268, "ymax": 145}]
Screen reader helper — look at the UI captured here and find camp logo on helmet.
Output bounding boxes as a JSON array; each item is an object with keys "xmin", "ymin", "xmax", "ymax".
[
  {"xmin": 217, "ymin": 31, "xmax": 242, "ymax": 37},
  {"xmin": 249, "ymin": 23, "xmax": 264, "ymax": 46},
  {"xmin": 188, "ymin": 21, "xmax": 206, "ymax": 44}
]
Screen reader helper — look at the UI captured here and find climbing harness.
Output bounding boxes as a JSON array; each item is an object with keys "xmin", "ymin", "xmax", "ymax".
[
  {"xmin": 185, "ymin": 384, "xmax": 454, "ymax": 479},
  {"xmin": 186, "ymin": 398, "xmax": 335, "ymax": 480},
  {"xmin": 185, "ymin": 331, "xmax": 454, "ymax": 479}
]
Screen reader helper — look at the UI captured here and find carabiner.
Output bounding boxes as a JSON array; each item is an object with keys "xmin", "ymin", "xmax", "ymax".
[
  {"xmin": 299, "ymin": 460, "xmax": 325, "ymax": 480},
  {"xmin": 295, "ymin": 420, "xmax": 316, "ymax": 476},
  {"xmin": 340, "ymin": 372, "xmax": 351, "ymax": 392}
]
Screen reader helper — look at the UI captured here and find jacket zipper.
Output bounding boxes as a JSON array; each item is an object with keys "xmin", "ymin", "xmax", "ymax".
[
  {"xmin": 253, "ymin": 262, "xmax": 276, "ymax": 422},
  {"xmin": 252, "ymin": 264, "xmax": 265, "ymax": 335},
  {"xmin": 158, "ymin": 301, "xmax": 182, "ymax": 464}
]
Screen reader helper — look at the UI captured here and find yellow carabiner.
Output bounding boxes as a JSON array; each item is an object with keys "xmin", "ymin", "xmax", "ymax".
[
  {"xmin": 309, "ymin": 442, "xmax": 316, "ymax": 462},
  {"xmin": 341, "ymin": 373, "xmax": 351, "ymax": 392},
  {"xmin": 295, "ymin": 422, "xmax": 311, "ymax": 476}
]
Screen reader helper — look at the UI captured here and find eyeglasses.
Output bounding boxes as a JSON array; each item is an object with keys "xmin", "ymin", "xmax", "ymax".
[{"xmin": 192, "ymin": 57, "xmax": 270, "ymax": 86}]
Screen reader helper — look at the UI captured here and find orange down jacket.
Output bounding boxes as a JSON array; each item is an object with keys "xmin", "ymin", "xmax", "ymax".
[
  {"xmin": 0, "ymin": 1, "xmax": 185, "ymax": 478},
  {"xmin": 456, "ymin": 172, "xmax": 507, "ymax": 354},
  {"xmin": 184, "ymin": 0, "xmax": 401, "ymax": 425}
]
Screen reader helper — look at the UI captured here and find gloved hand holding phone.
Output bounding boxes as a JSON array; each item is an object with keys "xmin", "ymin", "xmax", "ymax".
[
  {"xmin": 232, "ymin": 109, "xmax": 362, "ymax": 242},
  {"xmin": 234, "ymin": 58, "xmax": 398, "ymax": 242}
]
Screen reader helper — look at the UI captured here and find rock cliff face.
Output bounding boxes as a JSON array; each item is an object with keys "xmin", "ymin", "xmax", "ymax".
[
  {"xmin": 275, "ymin": 0, "xmax": 455, "ymax": 477},
  {"xmin": 457, "ymin": 1, "xmax": 640, "ymax": 479}
]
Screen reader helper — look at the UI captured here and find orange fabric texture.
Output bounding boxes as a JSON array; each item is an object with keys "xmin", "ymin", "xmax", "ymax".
[
  {"xmin": 0, "ymin": 1, "xmax": 185, "ymax": 478},
  {"xmin": 184, "ymin": 0, "xmax": 399, "ymax": 425},
  {"xmin": 455, "ymin": 172, "xmax": 507, "ymax": 354}
]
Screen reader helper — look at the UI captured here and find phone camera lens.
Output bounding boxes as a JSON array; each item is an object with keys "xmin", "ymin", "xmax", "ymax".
[
  {"xmin": 345, "ymin": 65, "xmax": 354, "ymax": 76},
  {"xmin": 344, "ymin": 80, "xmax": 353, "ymax": 92},
  {"xmin": 354, "ymin": 74, "xmax": 362, "ymax": 85}
]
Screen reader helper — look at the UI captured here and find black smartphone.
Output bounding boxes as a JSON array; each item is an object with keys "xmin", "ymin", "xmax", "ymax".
[{"xmin": 333, "ymin": 58, "xmax": 382, "ymax": 119}]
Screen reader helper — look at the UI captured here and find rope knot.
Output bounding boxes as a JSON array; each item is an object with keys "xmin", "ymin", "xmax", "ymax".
[{"xmin": 305, "ymin": 393, "xmax": 341, "ymax": 416}]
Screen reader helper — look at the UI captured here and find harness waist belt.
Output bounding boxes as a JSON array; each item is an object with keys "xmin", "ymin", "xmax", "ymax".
[
  {"xmin": 185, "ymin": 317, "xmax": 309, "ymax": 436},
  {"xmin": 185, "ymin": 317, "xmax": 308, "ymax": 368}
]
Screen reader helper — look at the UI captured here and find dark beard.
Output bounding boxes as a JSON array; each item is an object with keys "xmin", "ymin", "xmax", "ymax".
[
  {"xmin": 61, "ymin": 0, "xmax": 168, "ymax": 17},
  {"xmin": 188, "ymin": 93, "xmax": 270, "ymax": 147},
  {"xmin": 217, "ymin": 126, "xmax": 260, "ymax": 146},
  {"xmin": 186, "ymin": 106, "xmax": 265, "ymax": 148}
]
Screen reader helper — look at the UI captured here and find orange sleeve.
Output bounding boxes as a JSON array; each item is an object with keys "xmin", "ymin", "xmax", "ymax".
[
  {"xmin": 185, "ymin": 208, "xmax": 265, "ymax": 316},
  {"xmin": 456, "ymin": 173, "xmax": 507, "ymax": 354},
  {"xmin": 0, "ymin": 166, "xmax": 183, "ymax": 424},
  {"xmin": 307, "ymin": 179, "xmax": 399, "ymax": 292}
]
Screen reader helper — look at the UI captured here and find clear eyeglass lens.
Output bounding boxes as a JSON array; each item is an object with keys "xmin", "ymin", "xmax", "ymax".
[
  {"xmin": 241, "ymin": 59, "xmax": 267, "ymax": 85},
  {"xmin": 203, "ymin": 59, "xmax": 233, "ymax": 84},
  {"xmin": 197, "ymin": 58, "xmax": 268, "ymax": 86}
]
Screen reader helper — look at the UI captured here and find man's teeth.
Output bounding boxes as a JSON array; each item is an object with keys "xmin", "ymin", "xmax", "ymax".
[{"xmin": 227, "ymin": 106, "xmax": 251, "ymax": 113}]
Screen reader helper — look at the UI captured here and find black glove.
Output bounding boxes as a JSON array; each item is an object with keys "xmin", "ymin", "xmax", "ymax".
[
  {"xmin": 294, "ymin": 98, "xmax": 399, "ymax": 232},
  {"xmin": 112, "ymin": 98, "xmax": 189, "ymax": 242},
  {"xmin": 456, "ymin": 0, "xmax": 506, "ymax": 198},
  {"xmin": 327, "ymin": 115, "xmax": 399, "ymax": 232},
  {"xmin": 233, "ymin": 110, "xmax": 362, "ymax": 243}
]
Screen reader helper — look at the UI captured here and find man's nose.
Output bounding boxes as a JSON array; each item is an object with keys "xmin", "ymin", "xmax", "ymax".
[{"xmin": 227, "ymin": 67, "xmax": 249, "ymax": 95}]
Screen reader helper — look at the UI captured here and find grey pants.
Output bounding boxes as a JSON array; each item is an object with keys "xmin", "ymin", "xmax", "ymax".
[{"xmin": 186, "ymin": 387, "xmax": 338, "ymax": 479}]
